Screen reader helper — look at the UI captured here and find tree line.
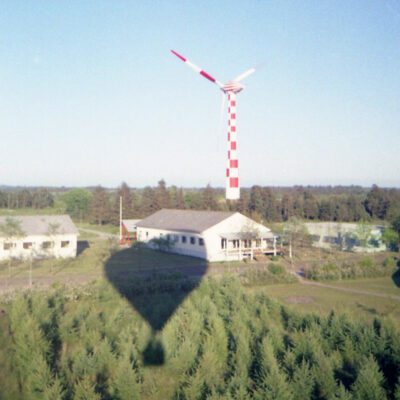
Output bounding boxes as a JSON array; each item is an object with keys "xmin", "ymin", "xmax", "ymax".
[
  {"xmin": 0, "ymin": 188, "xmax": 54, "ymax": 209},
  {"xmin": 1, "ymin": 183, "xmax": 400, "ymax": 225},
  {"xmin": 62, "ymin": 182, "xmax": 400, "ymax": 226}
]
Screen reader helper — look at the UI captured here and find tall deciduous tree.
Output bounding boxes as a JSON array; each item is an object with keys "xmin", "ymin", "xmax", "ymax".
[
  {"xmin": 364, "ymin": 185, "xmax": 389, "ymax": 219},
  {"xmin": 63, "ymin": 188, "xmax": 92, "ymax": 221}
]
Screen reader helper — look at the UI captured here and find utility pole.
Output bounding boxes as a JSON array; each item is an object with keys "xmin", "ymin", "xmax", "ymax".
[{"xmin": 119, "ymin": 196, "xmax": 122, "ymax": 244}]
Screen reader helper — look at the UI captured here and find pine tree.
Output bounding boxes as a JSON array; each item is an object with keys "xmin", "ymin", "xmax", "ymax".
[
  {"xmin": 202, "ymin": 184, "xmax": 218, "ymax": 210},
  {"xmin": 110, "ymin": 357, "xmax": 140, "ymax": 400},
  {"xmin": 90, "ymin": 186, "xmax": 110, "ymax": 225},
  {"xmin": 73, "ymin": 376, "xmax": 100, "ymax": 400},
  {"xmin": 351, "ymin": 356, "xmax": 387, "ymax": 400},
  {"xmin": 155, "ymin": 179, "xmax": 170, "ymax": 209},
  {"xmin": 254, "ymin": 337, "xmax": 292, "ymax": 400},
  {"xmin": 291, "ymin": 360, "xmax": 314, "ymax": 400}
]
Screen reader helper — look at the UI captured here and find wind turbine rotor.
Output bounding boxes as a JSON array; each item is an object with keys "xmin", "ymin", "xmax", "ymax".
[
  {"xmin": 170, "ymin": 50, "xmax": 223, "ymax": 88},
  {"xmin": 233, "ymin": 67, "xmax": 256, "ymax": 83}
]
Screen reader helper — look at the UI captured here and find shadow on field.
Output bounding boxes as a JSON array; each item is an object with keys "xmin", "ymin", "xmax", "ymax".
[
  {"xmin": 77, "ymin": 240, "xmax": 90, "ymax": 256},
  {"xmin": 104, "ymin": 245, "xmax": 208, "ymax": 365},
  {"xmin": 392, "ymin": 266, "xmax": 400, "ymax": 288}
]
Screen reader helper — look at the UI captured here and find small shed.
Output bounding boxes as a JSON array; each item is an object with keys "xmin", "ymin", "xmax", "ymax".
[{"xmin": 120, "ymin": 219, "xmax": 141, "ymax": 245}]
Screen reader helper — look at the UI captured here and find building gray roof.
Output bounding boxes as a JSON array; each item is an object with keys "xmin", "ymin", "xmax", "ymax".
[
  {"xmin": 0, "ymin": 215, "xmax": 79, "ymax": 237},
  {"xmin": 136, "ymin": 209, "xmax": 236, "ymax": 233}
]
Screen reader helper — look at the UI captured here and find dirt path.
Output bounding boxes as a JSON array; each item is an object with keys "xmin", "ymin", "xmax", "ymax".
[
  {"xmin": 78, "ymin": 228, "xmax": 119, "ymax": 240},
  {"xmin": 297, "ymin": 275, "xmax": 400, "ymax": 301}
]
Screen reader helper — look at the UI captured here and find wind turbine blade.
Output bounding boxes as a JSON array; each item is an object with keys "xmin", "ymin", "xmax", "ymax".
[
  {"xmin": 170, "ymin": 50, "xmax": 223, "ymax": 87},
  {"xmin": 233, "ymin": 67, "xmax": 256, "ymax": 83}
]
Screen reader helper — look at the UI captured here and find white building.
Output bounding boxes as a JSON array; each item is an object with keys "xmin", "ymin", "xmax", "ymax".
[
  {"xmin": 305, "ymin": 222, "xmax": 387, "ymax": 252},
  {"xmin": 136, "ymin": 209, "xmax": 277, "ymax": 262},
  {"xmin": 0, "ymin": 215, "xmax": 78, "ymax": 261}
]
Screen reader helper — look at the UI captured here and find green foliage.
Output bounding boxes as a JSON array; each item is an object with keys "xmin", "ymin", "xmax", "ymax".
[
  {"xmin": 241, "ymin": 264, "xmax": 297, "ymax": 286},
  {"xmin": 2, "ymin": 277, "xmax": 400, "ymax": 399},
  {"xmin": 383, "ymin": 227, "xmax": 400, "ymax": 252},
  {"xmin": 0, "ymin": 216, "xmax": 25, "ymax": 238},
  {"xmin": 305, "ymin": 256, "xmax": 396, "ymax": 281},
  {"xmin": 351, "ymin": 356, "xmax": 387, "ymax": 400},
  {"xmin": 63, "ymin": 188, "xmax": 92, "ymax": 221}
]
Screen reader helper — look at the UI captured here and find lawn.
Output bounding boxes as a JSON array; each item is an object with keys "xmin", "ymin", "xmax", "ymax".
[
  {"xmin": 76, "ymin": 222, "xmax": 119, "ymax": 235},
  {"xmin": 255, "ymin": 275, "xmax": 400, "ymax": 325}
]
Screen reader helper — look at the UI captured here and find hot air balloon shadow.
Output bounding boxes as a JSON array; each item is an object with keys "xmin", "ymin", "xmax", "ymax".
[{"xmin": 104, "ymin": 244, "xmax": 209, "ymax": 365}]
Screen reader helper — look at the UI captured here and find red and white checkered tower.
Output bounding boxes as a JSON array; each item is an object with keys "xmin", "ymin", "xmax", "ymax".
[{"xmin": 171, "ymin": 50, "xmax": 255, "ymax": 200}]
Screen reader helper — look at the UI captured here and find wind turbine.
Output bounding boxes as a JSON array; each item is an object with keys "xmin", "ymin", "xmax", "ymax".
[{"xmin": 170, "ymin": 50, "xmax": 256, "ymax": 200}]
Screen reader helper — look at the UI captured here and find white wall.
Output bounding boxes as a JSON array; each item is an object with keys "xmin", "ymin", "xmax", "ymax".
[
  {"xmin": 202, "ymin": 213, "xmax": 272, "ymax": 262},
  {"xmin": 137, "ymin": 227, "xmax": 208, "ymax": 259},
  {"xmin": 137, "ymin": 213, "xmax": 272, "ymax": 262},
  {"xmin": 0, "ymin": 234, "xmax": 77, "ymax": 261}
]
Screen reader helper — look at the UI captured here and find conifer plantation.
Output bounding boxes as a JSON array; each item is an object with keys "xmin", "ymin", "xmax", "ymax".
[{"xmin": 1, "ymin": 277, "xmax": 400, "ymax": 400}]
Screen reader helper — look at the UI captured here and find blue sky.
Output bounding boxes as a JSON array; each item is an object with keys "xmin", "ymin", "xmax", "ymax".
[{"xmin": 1, "ymin": 1, "xmax": 399, "ymax": 188}]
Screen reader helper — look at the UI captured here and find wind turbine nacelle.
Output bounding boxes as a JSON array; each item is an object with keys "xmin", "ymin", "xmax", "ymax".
[{"xmin": 222, "ymin": 81, "xmax": 244, "ymax": 94}]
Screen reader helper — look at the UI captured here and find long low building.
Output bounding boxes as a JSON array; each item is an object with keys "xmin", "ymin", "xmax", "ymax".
[
  {"xmin": 136, "ymin": 209, "xmax": 277, "ymax": 262},
  {"xmin": 305, "ymin": 222, "xmax": 387, "ymax": 252},
  {"xmin": 0, "ymin": 215, "xmax": 78, "ymax": 261}
]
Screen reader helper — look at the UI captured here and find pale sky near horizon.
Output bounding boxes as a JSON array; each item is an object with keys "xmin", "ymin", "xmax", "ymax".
[{"xmin": 1, "ymin": 1, "xmax": 399, "ymax": 188}]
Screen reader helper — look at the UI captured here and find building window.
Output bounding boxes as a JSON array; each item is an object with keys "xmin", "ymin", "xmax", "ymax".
[
  {"xmin": 182, "ymin": 236, "xmax": 187, "ymax": 243},
  {"xmin": 42, "ymin": 241, "xmax": 54, "ymax": 249},
  {"xmin": 61, "ymin": 241, "xmax": 70, "ymax": 248},
  {"xmin": 221, "ymin": 238, "xmax": 227, "ymax": 249},
  {"xmin": 3, "ymin": 242, "xmax": 15, "ymax": 250},
  {"xmin": 166, "ymin": 234, "xmax": 170, "ymax": 241},
  {"xmin": 23, "ymin": 242, "xmax": 33, "ymax": 250},
  {"xmin": 199, "ymin": 238, "xmax": 204, "ymax": 246},
  {"xmin": 146, "ymin": 232, "xmax": 149, "ymax": 238},
  {"xmin": 190, "ymin": 237, "xmax": 195, "ymax": 245},
  {"xmin": 173, "ymin": 235, "xmax": 179, "ymax": 242}
]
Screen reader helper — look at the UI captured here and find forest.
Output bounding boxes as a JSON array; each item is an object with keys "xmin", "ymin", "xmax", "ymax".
[
  {"xmin": 1, "ymin": 276, "xmax": 400, "ymax": 400},
  {"xmin": 1, "ymin": 182, "xmax": 400, "ymax": 226}
]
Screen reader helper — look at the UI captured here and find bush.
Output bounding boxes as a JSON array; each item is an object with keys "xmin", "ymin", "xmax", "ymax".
[
  {"xmin": 268, "ymin": 262, "xmax": 286, "ymax": 275},
  {"xmin": 383, "ymin": 257, "xmax": 396, "ymax": 269},
  {"xmin": 242, "ymin": 265, "xmax": 297, "ymax": 286},
  {"xmin": 305, "ymin": 257, "xmax": 396, "ymax": 281}
]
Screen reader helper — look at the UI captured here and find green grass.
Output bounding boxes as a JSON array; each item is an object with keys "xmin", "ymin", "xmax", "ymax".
[
  {"xmin": 253, "ymin": 276, "xmax": 400, "ymax": 325},
  {"xmin": 0, "ymin": 207, "xmax": 63, "ymax": 216},
  {"xmin": 325, "ymin": 275, "xmax": 400, "ymax": 296},
  {"xmin": 76, "ymin": 222, "xmax": 119, "ymax": 235}
]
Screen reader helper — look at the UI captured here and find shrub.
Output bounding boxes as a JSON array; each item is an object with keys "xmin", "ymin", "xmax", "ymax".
[
  {"xmin": 268, "ymin": 262, "xmax": 285, "ymax": 275},
  {"xmin": 242, "ymin": 266, "xmax": 297, "ymax": 286}
]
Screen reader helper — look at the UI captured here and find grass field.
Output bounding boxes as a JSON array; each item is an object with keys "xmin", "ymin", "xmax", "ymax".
[{"xmin": 255, "ymin": 276, "xmax": 400, "ymax": 325}]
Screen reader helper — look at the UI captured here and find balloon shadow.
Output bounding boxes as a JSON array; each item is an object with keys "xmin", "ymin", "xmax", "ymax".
[
  {"xmin": 392, "ymin": 264, "xmax": 400, "ymax": 288},
  {"xmin": 104, "ymin": 245, "xmax": 209, "ymax": 365}
]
